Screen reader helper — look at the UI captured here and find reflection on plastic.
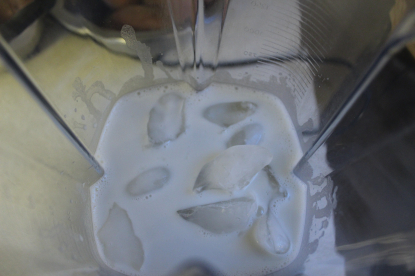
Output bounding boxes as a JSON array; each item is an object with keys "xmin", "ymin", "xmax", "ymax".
[
  {"xmin": 173, "ymin": 261, "xmax": 216, "ymax": 276},
  {"xmin": 337, "ymin": 230, "xmax": 415, "ymax": 272}
]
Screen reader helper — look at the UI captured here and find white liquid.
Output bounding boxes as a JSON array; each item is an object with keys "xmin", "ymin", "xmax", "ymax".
[{"xmin": 91, "ymin": 83, "xmax": 307, "ymax": 276}]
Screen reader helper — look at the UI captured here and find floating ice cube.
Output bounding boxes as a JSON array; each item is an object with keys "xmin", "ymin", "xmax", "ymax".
[
  {"xmin": 253, "ymin": 211, "xmax": 290, "ymax": 255},
  {"xmin": 256, "ymin": 206, "xmax": 265, "ymax": 217},
  {"xmin": 177, "ymin": 197, "xmax": 257, "ymax": 234},
  {"xmin": 263, "ymin": 166, "xmax": 279, "ymax": 188},
  {"xmin": 227, "ymin": 123, "xmax": 264, "ymax": 147},
  {"xmin": 147, "ymin": 93, "xmax": 185, "ymax": 144},
  {"xmin": 98, "ymin": 204, "xmax": 144, "ymax": 272},
  {"xmin": 263, "ymin": 166, "xmax": 288, "ymax": 197},
  {"xmin": 203, "ymin": 102, "xmax": 257, "ymax": 127},
  {"xmin": 194, "ymin": 145, "xmax": 273, "ymax": 193},
  {"xmin": 126, "ymin": 167, "xmax": 170, "ymax": 197}
]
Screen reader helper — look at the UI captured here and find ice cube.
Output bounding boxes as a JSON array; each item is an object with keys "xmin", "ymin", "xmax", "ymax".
[
  {"xmin": 194, "ymin": 145, "xmax": 273, "ymax": 193},
  {"xmin": 177, "ymin": 197, "xmax": 257, "ymax": 234},
  {"xmin": 263, "ymin": 165, "xmax": 288, "ymax": 197},
  {"xmin": 147, "ymin": 93, "xmax": 185, "ymax": 144},
  {"xmin": 203, "ymin": 102, "xmax": 257, "ymax": 127},
  {"xmin": 227, "ymin": 123, "xmax": 264, "ymax": 147},
  {"xmin": 253, "ymin": 211, "xmax": 290, "ymax": 255},
  {"xmin": 98, "ymin": 204, "xmax": 144, "ymax": 272},
  {"xmin": 126, "ymin": 167, "xmax": 170, "ymax": 197}
]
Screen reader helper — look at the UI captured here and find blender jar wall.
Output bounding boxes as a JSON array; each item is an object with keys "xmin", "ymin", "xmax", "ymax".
[
  {"xmin": 0, "ymin": 64, "xmax": 103, "ymax": 275},
  {"xmin": 1, "ymin": 0, "xmax": 415, "ymax": 275}
]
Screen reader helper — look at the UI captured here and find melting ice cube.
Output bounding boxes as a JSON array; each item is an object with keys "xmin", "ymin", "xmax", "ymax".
[
  {"xmin": 227, "ymin": 123, "xmax": 264, "ymax": 148},
  {"xmin": 194, "ymin": 145, "xmax": 273, "ymax": 193},
  {"xmin": 98, "ymin": 204, "xmax": 145, "ymax": 272},
  {"xmin": 253, "ymin": 211, "xmax": 290, "ymax": 255},
  {"xmin": 263, "ymin": 166, "xmax": 288, "ymax": 198},
  {"xmin": 147, "ymin": 93, "xmax": 185, "ymax": 144},
  {"xmin": 177, "ymin": 197, "xmax": 257, "ymax": 234},
  {"xmin": 126, "ymin": 167, "xmax": 170, "ymax": 197},
  {"xmin": 203, "ymin": 102, "xmax": 257, "ymax": 127}
]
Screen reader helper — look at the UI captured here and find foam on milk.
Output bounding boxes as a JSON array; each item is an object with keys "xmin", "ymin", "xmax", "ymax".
[{"xmin": 90, "ymin": 82, "xmax": 307, "ymax": 276}]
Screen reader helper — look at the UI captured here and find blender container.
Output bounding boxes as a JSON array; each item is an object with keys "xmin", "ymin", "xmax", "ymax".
[{"xmin": 1, "ymin": 0, "xmax": 415, "ymax": 275}]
